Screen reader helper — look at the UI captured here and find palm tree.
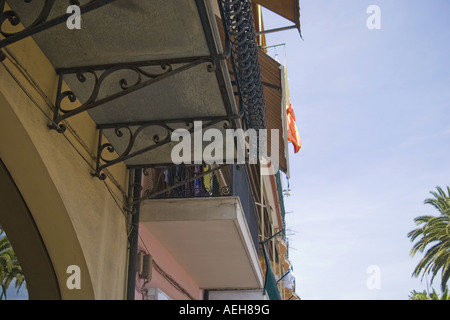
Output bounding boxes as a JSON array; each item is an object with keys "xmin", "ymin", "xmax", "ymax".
[
  {"xmin": 408, "ymin": 290, "xmax": 430, "ymax": 300},
  {"xmin": 409, "ymin": 287, "xmax": 449, "ymax": 300},
  {"xmin": 0, "ymin": 227, "xmax": 26, "ymax": 299},
  {"xmin": 408, "ymin": 186, "xmax": 450, "ymax": 292},
  {"xmin": 1, "ymin": 229, "xmax": 14, "ymax": 299}
]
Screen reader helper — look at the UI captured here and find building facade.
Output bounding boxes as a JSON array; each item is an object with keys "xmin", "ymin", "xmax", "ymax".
[{"xmin": 0, "ymin": 0, "xmax": 301, "ymax": 300}]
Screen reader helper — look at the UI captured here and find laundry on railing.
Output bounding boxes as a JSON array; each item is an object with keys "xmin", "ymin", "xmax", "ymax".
[{"xmin": 148, "ymin": 165, "xmax": 232, "ymax": 199}]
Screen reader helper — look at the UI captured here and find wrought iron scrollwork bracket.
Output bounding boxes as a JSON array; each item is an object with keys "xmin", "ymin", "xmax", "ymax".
[
  {"xmin": 0, "ymin": 0, "xmax": 117, "ymax": 49},
  {"xmin": 48, "ymin": 57, "xmax": 217, "ymax": 133},
  {"xmin": 92, "ymin": 117, "xmax": 233, "ymax": 180},
  {"xmin": 45, "ymin": 54, "xmax": 230, "ymax": 180}
]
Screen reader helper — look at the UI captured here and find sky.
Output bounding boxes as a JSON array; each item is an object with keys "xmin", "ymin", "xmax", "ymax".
[{"xmin": 262, "ymin": 0, "xmax": 450, "ymax": 299}]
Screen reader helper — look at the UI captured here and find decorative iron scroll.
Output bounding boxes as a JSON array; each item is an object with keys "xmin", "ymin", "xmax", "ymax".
[
  {"xmin": 0, "ymin": 0, "xmax": 116, "ymax": 48},
  {"xmin": 92, "ymin": 117, "xmax": 232, "ymax": 180},
  {"xmin": 218, "ymin": 0, "xmax": 266, "ymax": 130},
  {"xmin": 49, "ymin": 58, "xmax": 217, "ymax": 132}
]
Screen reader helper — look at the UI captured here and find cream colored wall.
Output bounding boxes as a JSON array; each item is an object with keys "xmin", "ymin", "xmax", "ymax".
[{"xmin": 0, "ymin": 27, "xmax": 129, "ymax": 298}]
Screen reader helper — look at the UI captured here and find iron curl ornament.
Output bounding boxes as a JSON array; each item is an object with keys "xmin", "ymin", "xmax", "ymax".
[
  {"xmin": 92, "ymin": 117, "xmax": 232, "ymax": 180},
  {"xmin": 93, "ymin": 120, "xmax": 191, "ymax": 181},
  {"xmin": 0, "ymin": 0, "xmax": 56, "ymax": 38},
  {"xmin": 51, "ymin": 63, "xmax": 173, "ymax": 132},
  {"xmin": 0, "ymin": 0, "xmax": 117, "ymax": 48},
  {"xmin": 49, "ymin": 58, "xmax": 217, "ymax": 132}
]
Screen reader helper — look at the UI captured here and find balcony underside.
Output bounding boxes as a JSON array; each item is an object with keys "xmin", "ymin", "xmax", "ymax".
[
  {"xmin": 4, "ymin": 0, "xmax": 239, "ymax": 169},
  {"xmin": 7, "ymin": 0, "xmax": 217, "ymax": 67},
  {"xmin": 140, "ymin": 197, "xmax": 264, "ymax": 290}
]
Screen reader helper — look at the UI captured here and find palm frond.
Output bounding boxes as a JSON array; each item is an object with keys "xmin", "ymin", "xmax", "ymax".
[
  {"xmin": 0, "ymin": 230, "xmax": 26, "ymax": 300},
  {"xmin": 408, "ymin": 186, "xmax": 450, "ymax": 291}
]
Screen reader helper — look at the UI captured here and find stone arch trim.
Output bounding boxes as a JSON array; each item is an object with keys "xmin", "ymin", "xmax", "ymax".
[
  {"xmin": 0, "ymin": 93, "xmax": 95, "ymax": 299},
  {"xmin": 0, "ymin": 160, "xmax": 60, "ymax": 299}
]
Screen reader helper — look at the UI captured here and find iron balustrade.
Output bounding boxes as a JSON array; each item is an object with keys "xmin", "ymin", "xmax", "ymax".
[{"xmin": 218, "ymin": 0, "xmax": 266, "ymax": 131}]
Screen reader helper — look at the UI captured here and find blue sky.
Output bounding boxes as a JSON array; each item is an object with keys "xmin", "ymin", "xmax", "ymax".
[{"xmin": 263, "ymin": 0, "xmax": 450, "ymax": 299}]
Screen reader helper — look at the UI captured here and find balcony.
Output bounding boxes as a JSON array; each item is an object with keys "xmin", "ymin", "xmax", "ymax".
[
  {"xmin": 0, "ymin": 0, "xmax": 267, "ymax": 179},
  {"xmin": 139, "ymin": 164, "xmax": 263, "ymax": 290}
]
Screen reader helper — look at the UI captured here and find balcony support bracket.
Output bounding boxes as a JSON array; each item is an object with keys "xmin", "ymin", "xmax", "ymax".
[
  {"xmin": 92, "ymin": 117, "xmax": 235, "ymax": 181},
  {"xmin": 48, "ymin": 57, "xmax": 218, "ymax": 133},
  {"xmin": 0, "ymin": 0, "xmax": 117, "ymax": 49}
]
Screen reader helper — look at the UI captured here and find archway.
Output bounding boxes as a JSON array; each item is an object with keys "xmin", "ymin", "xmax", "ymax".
[
  {"xmin": 0, "ymin": 92, "xmax": 95, "ymax": 299},
  {"xmin": 0, "ymin": 160, "xmax": 60, "ymax": 299}
]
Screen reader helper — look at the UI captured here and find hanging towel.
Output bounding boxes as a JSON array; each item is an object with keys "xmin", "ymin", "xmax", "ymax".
[{"xmin": 203, "ymin": 165, "xmax": 211, "ymax": 194}]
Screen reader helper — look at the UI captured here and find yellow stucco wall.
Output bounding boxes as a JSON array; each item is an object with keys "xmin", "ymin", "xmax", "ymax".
[{"xmin": 0, "ymin": 27, "xmax": 129, "ymax": 299}]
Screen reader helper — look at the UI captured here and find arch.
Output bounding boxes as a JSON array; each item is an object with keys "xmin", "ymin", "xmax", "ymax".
[
  {"xmin": 0, "ymin": 93, "xmax": 95, "ymax": 299},
  {"xmin": 0, "ymin": 160, "xmax": 60, "ymax": 299}
]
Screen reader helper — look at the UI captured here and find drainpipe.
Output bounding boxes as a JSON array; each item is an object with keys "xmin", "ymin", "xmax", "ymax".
[{"xmin": 126, "ymin": 168, "xmax": 143, "ymax": 300}]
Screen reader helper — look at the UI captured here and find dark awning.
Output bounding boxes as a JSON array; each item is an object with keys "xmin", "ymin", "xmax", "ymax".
[{"xmin": 252, "ymin": 0, "xmax": 302, "ymax": 37}]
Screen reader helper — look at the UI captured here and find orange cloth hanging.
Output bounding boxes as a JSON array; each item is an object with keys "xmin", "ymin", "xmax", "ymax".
[{"xmin": 287, "ymin": 103, "xmax": 301, "ymax": 153}]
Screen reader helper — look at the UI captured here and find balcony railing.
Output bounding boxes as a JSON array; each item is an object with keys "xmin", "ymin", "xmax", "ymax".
[
  {"xmin": 218, "ymin": 0, "xmax": 266, "ymax": 130},
  {"xmin": 141, "ymin": 164, "xmax": 260, "ymax": 252}
]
